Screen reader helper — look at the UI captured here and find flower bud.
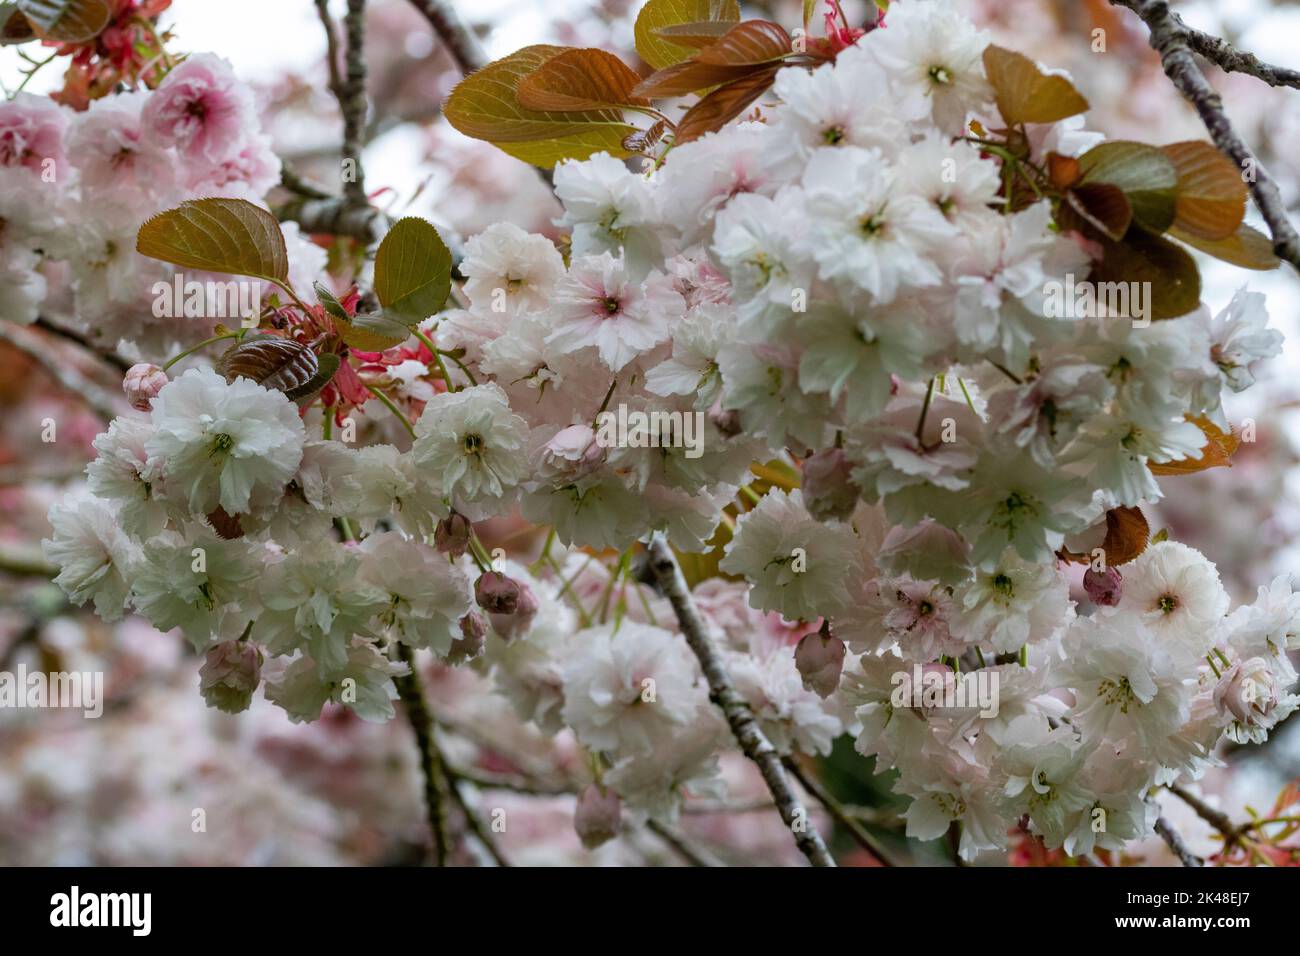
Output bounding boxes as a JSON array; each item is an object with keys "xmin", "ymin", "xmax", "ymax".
[
  {"xmin": 538, "ymin": 424, "xmax": 604, "ymax": 481},
  {"xmin": 794, "ymin": 627, "xmax": 846, "ymax": 699},
  {"xmin": 802, "ymin": 447, "xmax": 860, "ymax": 522},
  {"xmin": 1083, "ymin": 566, "xmax": 1122, "ymax": 607},
  {"xmin": 447, "ymin": 612, "xmax": 487, "ymax": 665},
  {"xmin": 1213, "ymin": 657, "xmax": 1278, "ymax": 728},
  {"xmin": 434, "ymin": 513, "xmax": 472, "ymax": 558},
  {"xmin": 123, "ymin": 363, "xmax": 168, "ymax": 411},
  {"xmin": 198, "ymin": 640, "xmax": 261, "ymax": 714},
  {"xmin": 707, "ymin": 396, "xmax": 741, "ymax": 437},
  {"xmin": 574, "ymin": 784, "xmax": 622, "ymax": 849},
  {"xmin": 475, "ymin": 571, "xmax": 520, "ymax": 614},
  {"xmin": 490, "ymin": 582, "xmax": 540, "ymax": 641}
]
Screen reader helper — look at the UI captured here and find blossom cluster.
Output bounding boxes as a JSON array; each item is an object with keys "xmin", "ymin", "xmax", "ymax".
[
  {"xmin": 0, "ymin": 54, "xmax": 321, "ymax": 355},
  {"xmin": 40, "ymin": 1, "xmax": 1299, "ymax": 858}
]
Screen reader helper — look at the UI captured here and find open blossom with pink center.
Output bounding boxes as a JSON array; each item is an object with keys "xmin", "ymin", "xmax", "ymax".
[
  {"xmin": 142, "ymin": 53, "xmax": 257, "ymax": 166},
  {"xmin": 545, "ymin": 252, "xmax": 684, "ymax": 372},
  {"xmin": 0, "ymin": 93, "xmax": 69, "ymax": 177},
  {"xmin": 68, "ymin": 92, "xmax": 176, "ymax": 197}
]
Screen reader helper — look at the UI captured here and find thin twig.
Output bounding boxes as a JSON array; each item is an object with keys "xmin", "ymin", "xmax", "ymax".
[
  {"xmin": 1111, "ymin": 0, "xmax": 1300, "ymax": 272},
  {"xmin": 0, "ymin": 544, "xmax": 57, "ymax": 579},
  {"xmin": 392, "ymin": 643, "xmax": 452, "ymax": 865},
  {"xmin": 32, "ymin": 317, "xmax": 130, "ymax": 374},
  {"xmin": 441, "ymin": 756, "xmax": 512, "ymax": 867},
  {"xmin": 1166, "ymin": 783, "xmax": 1238, "ymax": 840},
  {"xmin": 646, "ymin": 533, "xmax": 836, "ymax": 867},
  {"xmin": 0, "ymin": 322, "xmax": 122, "ymax": 421},
  {"xmin": 313, "ymin": 0, "xmax": 345, "ymax": 103},
  {"xmin": 406, "ymin": 0, "xmax": 486, "ymax": 74},
  {"xmin": 781, "ymin": 755, "xmax": 893, "ymax": 865},
  {"xmin": 647, "ymin": 819, "xmax": 723, "ymax": 867},
  {"xmin": 1176, "ymin": 12, "xmax": 1300, "ymax": 90}
]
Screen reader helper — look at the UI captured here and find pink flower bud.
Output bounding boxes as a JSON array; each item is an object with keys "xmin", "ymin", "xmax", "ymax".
[
  {"xmin": 198, "ymin": 640, "xmax": 261, "ymax": 714},
  {"xmin": 123, "ymin": 363, "xmax": 168, "ymax": 411},
  {"xmin": 1083, "ymin": 566, "xmax": 1122, "ymax": 607},
  {"xmin": 802, "ymin": 447, "xmax": 860, "ymax": 521},
  {"xmin": 794, "ymin": 628, "xmax": 846, "ymax": 699},
  {"xmin": 1213, "ymin": 657, "xmax": 1278, "ymax": 728},
  {"xmin": 490, "ymin": 581, "xmax": 540, "ymax": 641},
  {"xmin": 475, "ymin": 571, "xmax": 520, "ymax": 614},
  {"xmin": 707, "ymin": 396, "xmax": 741, "ymax": 437},
  {"xmin": 574, "ymin": 784, "xmax": 622, "ymax": 849},
  {"xmin": 447, "ymin": 612, "xmax": 487, "ymax": 665},
  {"xmin": 434, "ymin": 513, "xmax": 471, "ymax": 558},
  {"xmin": 538, "ymin": 424, "xmax": 604, "ymax": 480}
]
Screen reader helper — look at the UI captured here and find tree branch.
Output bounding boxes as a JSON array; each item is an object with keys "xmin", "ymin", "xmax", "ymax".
[
  {"xmin": 1176, "ymin": 14, "xmax": 1300, "ymax": 90},
  {"xmin": 1111, "ymin": 0, "xmax": 1300, "ymax": 272},
  {"xmin": 393, "ymin": 643, "xmax": 451, "ymax": 865},
  {"xmin": 31, "ymin": 316, "xmax": 129, "ymax": 374},
  {"xmin": 312, "ymin": 0, "xmax": 345, "ymax": 103},
  {"xmin": 645, "ymin": 533, "xmax": 836, "ymax": 867},
  {"xmin": 647, "ymin": 819, "xmax": 723, "ymax": 867},
  {"xmin": 275, "ymin": 196, "xmax": 391, "ymax": 242},
  {"xmin": 407, "ymin": 0, "xmax": 486, "ymax": 74},
  {"xmin": 1154, "ymin": 814, "xmax": 1205, "ymax": 867},
  {"xmin": 0, "ymin": 321, "xmax": 122, "ymax": 421},
  {"xmin": 341, "ymin": 0, "xmax": 369, "ymax": 205},
  {"xmin": 781, "ymin": 755, "xmax": 893, "ymax": 865}
]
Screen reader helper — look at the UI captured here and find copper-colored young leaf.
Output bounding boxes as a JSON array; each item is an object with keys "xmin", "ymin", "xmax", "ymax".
[
  {"xmin": 653, "ymin": 20, "xmax": 734, "ymax": 48},
  {"xmin": 0, "ymin": 3, "xmax": 35, "ymax": 44},
  {"xmin": 1046, "ymin": 151, "xmax": 1082, "ymax": 190},
  {"xmin": 517, "ymin": 48, "xmax": 649, "ymax": 112},
  {"xmin": 1078, "ymin": 141, "xmax": 1178, "ymax": 233},
  {"xmin": 18, "ymin": 0, "xmax": 108, "ymax": 42},
  {"xmin": 444, "ymin": 44, "xmax": 636, "ymax": 165},
  {"xmin": 982, "ymin": 45, "xmax": 1089, "ymax": 126},
  {"xmin": 1168, "ymin": 222, "xmax": 1280, "ymax": 271},
  {"xmin": 1100, "ymin": 506, "xmax": 1149, "ymax": 566},
  {"xmin": 137, "ymin": 198, "xmax": 289, "ymax": 285},
  {"xmin": 632, "ymin": 57, "xmax": 763, "ymax": 98},
  {"xmin": 1149, "ymin": 416, "xmax": 1240, "ymax": 476},
  {"xmin": 285, "ymin": 351, "xmax": 340, "ymax": 404},
  {"xmin": 1065, "ymin": 182, "xmax": 1132, "ymax": 242},
  {"xmin": 206, "ymin": 507, "xmax": 245, "ymax": 541},
  {"xmin": 374, "ymin": 217, "xmax": 452, "ymax": 325},
  {"xmin": 216, "ymin": 337, "xmax": 319, "ymax": 392},
  {"xmin": 673, "ymin": 64, "xmax": 779, "ymax": 144},
  {"xmin": 1089, "ymin": 228, "xmax": 1201, "ymax": 320},
  {"xmin": 634, "ymin": 0, "xmax": 741, "ymax": 70},
  {"xmin": 1161, "ymin": 140, "xmax": 1247, "ymax": 241},
  {"xmin": 694, "ymin": 20, "xmax": 791, "ymax": 66}
]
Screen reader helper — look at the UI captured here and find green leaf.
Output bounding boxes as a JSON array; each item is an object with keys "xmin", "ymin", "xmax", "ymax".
[
  {"xmin": 374, "ymin": 217, "xmax": 452, "ymax": 325},
  {"xmin": 983, "ymin": 45, "xmax": 1089, "ymax": 126},
  {"xmin": 313, "ymin": 281, "xmax": 350, "ymax": 322},
  {"xmin": 634, "ymin": 0, "xmax": 741, "ymax": 70},
  {"xmin": 137, "ymin": 198, "xmax": 289, "ymax": 285},
  {"xmin": 1078, "ymin": 141, "xmax": 1178, "ymax": 233},
  {"xmin": 17, "ymin": 0, "xmax": 109, "ymax": 42},
  {"xmin": 1090, "ymin": 228, "xmax": 1201, "ymax": 320},
  {"xmin": 653, "ymin": 20, "xmax": 735, "ymax": 49},
  {"xmin": 1168, "ymin": 222, "xmax": 1280, "ymax": 271},
  {"xmin": 444, "ymin": 44, "xmax": 636, "ymax": 165},
  {"xmin": 1162, "ymin": 140, "xmax": 1247, "ymax": 241},
  {"xmin": 338, "ymin": 313, "xmax": 412, "ymax": 352},
  {"xmin": 286, "ymin": 352, "xmax": 340, "ymax": 403}
]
